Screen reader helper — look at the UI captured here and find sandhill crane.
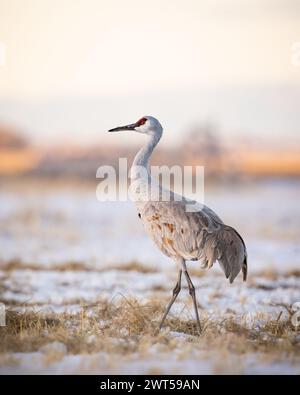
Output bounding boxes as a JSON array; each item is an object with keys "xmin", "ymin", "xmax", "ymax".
[{"xmin": 109, "ymin": 116, "xmax": 247, "ymax": 333}]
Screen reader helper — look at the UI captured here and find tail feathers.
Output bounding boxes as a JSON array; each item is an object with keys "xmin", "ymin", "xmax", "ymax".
[
  {"xmin": 218, "ymin": 225, "xmax": 247, "ymax": 283},
  {"xmin": 200, "ymin": 224, "xmax": 247, "ymax": 284}
]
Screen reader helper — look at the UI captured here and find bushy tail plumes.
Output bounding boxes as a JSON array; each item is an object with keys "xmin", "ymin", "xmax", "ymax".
[
  {"xmin": 199, "ymin": 224, "xmax": 247, "ymax": 284},
  {"xmin": 217, "ymin": 225, "xmax": 247, "ymax": 283}
]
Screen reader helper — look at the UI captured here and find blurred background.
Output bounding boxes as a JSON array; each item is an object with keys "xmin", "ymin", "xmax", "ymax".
[
  {"xmin": 0, "ymin": 0, "xmax": 300, "ymax": 179},
  {"xmin": 0, "ymin": 0, "xmax": 300, "ymax": 271},
  {"xmin": 1, "ymin": 1, "xmax": 300, "ymax": 374}
]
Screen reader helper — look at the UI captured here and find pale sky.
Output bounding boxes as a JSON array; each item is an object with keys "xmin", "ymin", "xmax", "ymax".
[
  {"xmin": 0, "ymin": 0, "xmax": 299, "ymax": 145},
  {"xmin": 1, "ymin": 0, "xmax": 300, "ymax": 98}
]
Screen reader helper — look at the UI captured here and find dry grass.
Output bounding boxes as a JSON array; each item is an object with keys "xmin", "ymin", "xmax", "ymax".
[
  {"xmin": 0, "ymin": 259, "xmax": 157, "ymax": 274},
  {"xmin": 1, "ymin": 297, "xmax": 299, "ymax": 361},
  {"xmin": 1, "ymin": 255, "xmax": 299, "ymax": 368}
]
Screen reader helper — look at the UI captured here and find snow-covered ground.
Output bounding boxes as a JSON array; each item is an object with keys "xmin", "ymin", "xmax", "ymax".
[
  {"xmin": 1, "ymin": 179, "xmax": 299, "ymax": 271},
  {"xmin": 0, "ymin": 179, "xmax": 300, "ymax": 374}
]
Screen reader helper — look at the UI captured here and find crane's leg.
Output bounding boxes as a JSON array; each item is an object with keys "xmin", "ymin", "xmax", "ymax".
[
  {"xmin": 182, "ymin": 261, "xmax": 202, "ymax": 334},
  {"xmin": 159, "ymin": 269, "xmax": 182, "ymax": 330}
]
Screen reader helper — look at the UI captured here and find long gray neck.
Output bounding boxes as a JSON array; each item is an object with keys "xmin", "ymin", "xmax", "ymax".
[{"xmin": 131, "ymin": 133, "xmax": 161, "ymax": 180}]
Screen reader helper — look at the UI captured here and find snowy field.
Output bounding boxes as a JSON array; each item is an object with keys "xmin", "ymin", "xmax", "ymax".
[{"xmin": 0, "ymin": 178, "xmax": 300, "ymax": 374}]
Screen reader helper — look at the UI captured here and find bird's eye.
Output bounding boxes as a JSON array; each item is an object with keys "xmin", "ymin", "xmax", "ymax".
[{"xmin": 137, "ymin": 117, "xmax": 147, "ymax": 126}]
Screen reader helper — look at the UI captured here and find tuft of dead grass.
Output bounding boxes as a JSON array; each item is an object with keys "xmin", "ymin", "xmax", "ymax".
[{"xmin": 1, "ymin": 298, "xmax": 299, "ymax": 362}]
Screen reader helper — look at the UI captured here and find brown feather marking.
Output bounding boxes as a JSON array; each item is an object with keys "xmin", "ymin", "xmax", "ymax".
[
  {"xmin": 164, "ymin": 223, "xmax": 174, "ymax": 233},
  {"xmin": 147, "ymin": 213, "xmax": 161, "ymax": 222},
  {"xmin": 152, "ymin": 214, "xmax": 160, "ymax": 221},
  {"xmin": 162, "ymin": 236, "xmax": 177, "ymax": 254}
]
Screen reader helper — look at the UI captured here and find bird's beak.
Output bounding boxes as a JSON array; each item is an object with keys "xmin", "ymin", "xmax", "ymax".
[{"xmin": 108, "ymin": 122, "xmax": 137, "ymax": 132}]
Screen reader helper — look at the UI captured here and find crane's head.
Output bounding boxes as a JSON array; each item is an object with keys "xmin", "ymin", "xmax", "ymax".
[{"xmin": 108, "ymin": 116, "xmax": 163, "ymax": 137}]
